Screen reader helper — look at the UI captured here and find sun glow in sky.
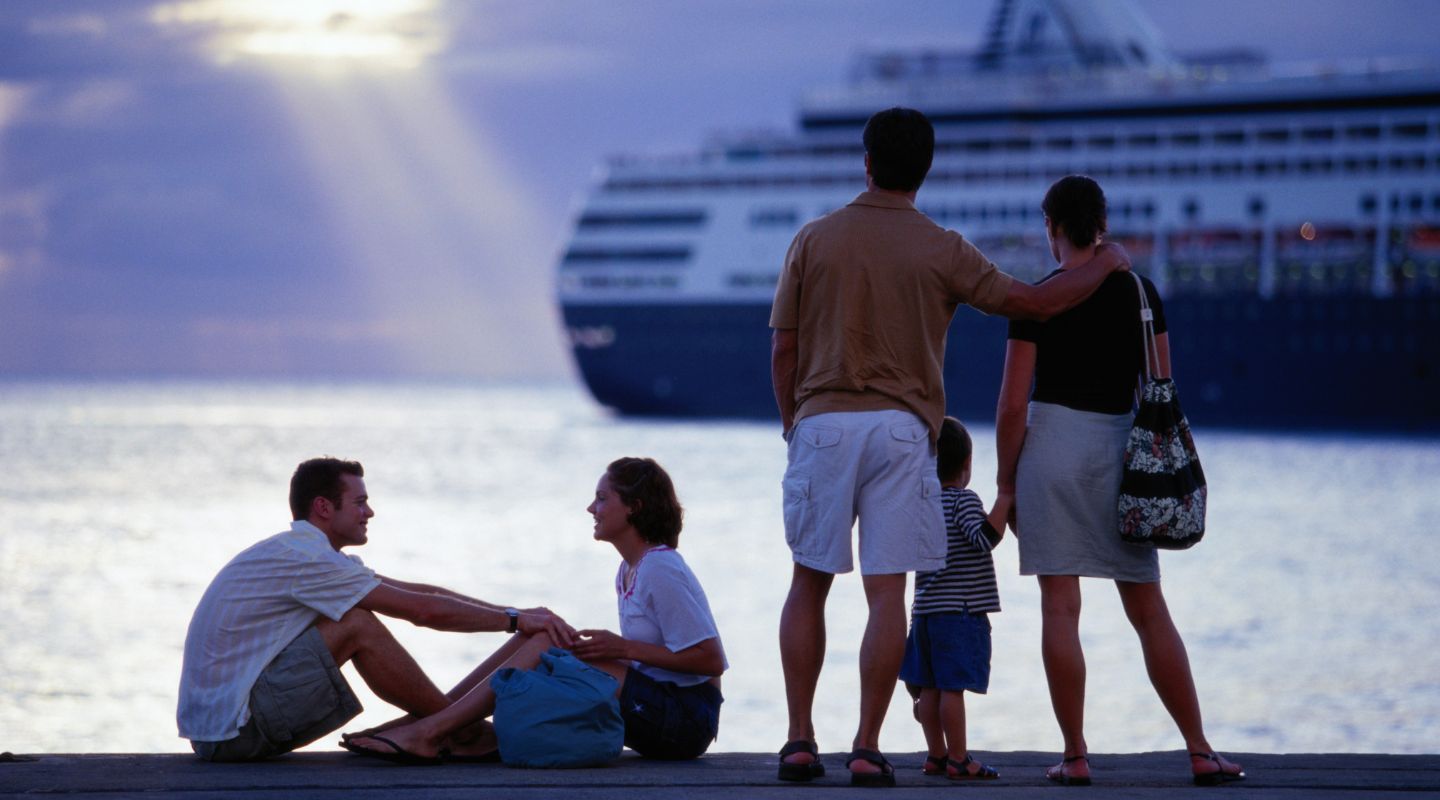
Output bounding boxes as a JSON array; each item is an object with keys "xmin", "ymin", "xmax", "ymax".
[{"xmin": 151, "ymin": 0, "xmax": 445, "ymax": 69}]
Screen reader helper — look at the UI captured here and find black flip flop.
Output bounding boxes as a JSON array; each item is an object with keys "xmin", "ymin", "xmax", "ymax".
[
  {"xmin": 340, "ymin": 734, "xmax": 443, "ymax": 766},
  {"xmin": 846, "ymin": 748, "xmax": 896, "ymax": 788},
  {"xmin": 777, "ymin": 740, "xmax": 824, "ymax": 782}
]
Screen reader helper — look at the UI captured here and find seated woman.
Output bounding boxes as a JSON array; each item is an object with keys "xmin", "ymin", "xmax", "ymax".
[
  {"xmin": 343, "ymin": 456, "xmax": 726, "ymax": 763},
  {"xmin": 995, "ymin": 174, "xmax": 1244, "ymax": 787}
]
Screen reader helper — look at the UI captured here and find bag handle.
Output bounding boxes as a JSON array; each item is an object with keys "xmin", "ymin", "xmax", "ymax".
[{"xmin": 1131, "ymin": 272, "xmax": 1161, "ymax": 385}]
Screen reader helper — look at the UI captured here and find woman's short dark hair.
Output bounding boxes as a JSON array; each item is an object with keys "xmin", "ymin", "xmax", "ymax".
[
  {"xmin": 289, "ymin": 457, "xmax": 364, "ymax": 520},
  {"xmin": 1042, "ymin": 174, "xmax": 1108, "ymax": 248},
  {"xmin": 936, "ymin": 417, "xmax": 973, "ymax": 484},
  {"xmin": 606, "ymin": 457, "xmax": 683, "ymax": 547},
  {"xmin": 862, "ymin": 107, "xmax": 935, "ymax": 192}
]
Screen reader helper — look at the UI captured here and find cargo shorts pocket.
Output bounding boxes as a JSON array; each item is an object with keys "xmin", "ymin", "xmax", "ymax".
[
  {"xmin": 782, "ymin": 424, "xmax": 842, "ymax": 556},
  {"xmin": 249, "ymin": 639, "xmax": 357, "ymax": 750}
]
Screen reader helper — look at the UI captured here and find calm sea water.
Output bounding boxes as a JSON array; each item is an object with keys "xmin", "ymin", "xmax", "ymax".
[{"xmin": 1, "ymin": 380, "xmax": 1437, "ymax": 755}]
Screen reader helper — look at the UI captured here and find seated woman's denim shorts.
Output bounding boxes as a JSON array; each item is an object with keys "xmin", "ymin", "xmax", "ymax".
[{"xmin": 618, "ymin": 668, "xmax": 722, "ymax": 760}]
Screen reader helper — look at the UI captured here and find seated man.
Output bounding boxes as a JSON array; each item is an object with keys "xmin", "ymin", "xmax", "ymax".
[{"xmin": 176, "ymin": 457, "xmax": 573, "ymax": 762}]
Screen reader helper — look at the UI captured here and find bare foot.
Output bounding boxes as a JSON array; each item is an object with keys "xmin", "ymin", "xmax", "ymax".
[
  {"xmin": 1046, "ymin": 755, "xmax": 1091, "ymax": 786},
  {"xmin": 346, "ymin": 726, "xmax": 442, "ymax": 761},
  {"xmin": 1191, "ymin": 752, "xmax": 1245, "ymax": 785},
  {"xmin": 444, "ymin": 720, "xmax": 499, "ymax": 759}
]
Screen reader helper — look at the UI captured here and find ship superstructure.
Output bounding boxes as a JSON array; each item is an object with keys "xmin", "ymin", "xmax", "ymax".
[{"xmin": 558, "ymin": 0, "xmax": 1440, "ymax": 429}]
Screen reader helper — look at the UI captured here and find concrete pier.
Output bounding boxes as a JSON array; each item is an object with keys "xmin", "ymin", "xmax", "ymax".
[{"xmin": 2, "ymin": 750, "xmax": 1438, "ymax": 798}]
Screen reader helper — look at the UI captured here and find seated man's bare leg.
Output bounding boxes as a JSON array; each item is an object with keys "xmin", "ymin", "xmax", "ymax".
[
  {"xmin": 345, "ymin": 632, "xmax": 555, "ymax": 760},
  {"xmin": 315, "ymin": 608, "xmax": 450, "ymax": 719}
]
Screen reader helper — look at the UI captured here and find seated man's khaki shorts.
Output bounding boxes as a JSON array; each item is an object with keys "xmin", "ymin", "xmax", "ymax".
[{"xmin": 192, "ymin": 625, "xmax": 362, "ymax": 761}]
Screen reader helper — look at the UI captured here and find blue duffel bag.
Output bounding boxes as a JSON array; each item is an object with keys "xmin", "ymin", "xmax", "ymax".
[{"xmin": 490, "ymin": 647, "xmax": 623, "ymax": 768}]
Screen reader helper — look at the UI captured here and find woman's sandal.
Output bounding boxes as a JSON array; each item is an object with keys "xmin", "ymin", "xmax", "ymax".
[
  {"xmin": 1046, "ymin": 754, "xmax": 1092, "ymax": 786},
  {"xmin": 1191, "ymin": 751, "xmax": 1246, "ymax": 786},
  {"xmin": 921, "ymin": 754, "xmax": 946, "ymax": 775},
  {"xmin": 946, "ymin": 754, "xmax": 999, "ymax": 781},
  {"xmin": 846, "ymin": 748, "xmax": 896, "ymax": 788},
  {"xmin": 777, "ymin": 740, "xmax": 824, "ymax": 782}
]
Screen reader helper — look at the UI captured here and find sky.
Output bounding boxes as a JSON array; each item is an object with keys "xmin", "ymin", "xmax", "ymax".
[{"xmin": 0, "ymin": 0, "xmax": 1434, "ymax": 380}]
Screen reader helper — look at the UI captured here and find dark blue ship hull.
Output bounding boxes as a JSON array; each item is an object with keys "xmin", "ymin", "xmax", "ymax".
[{"xmin": 563, "ymin": 295, "xmax": 1440, "ymax": 431}]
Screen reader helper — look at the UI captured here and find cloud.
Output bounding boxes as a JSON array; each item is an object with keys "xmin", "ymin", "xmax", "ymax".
[{"xmin": 26, "ymin": 13, "xmax": 108, "ymax": 39}]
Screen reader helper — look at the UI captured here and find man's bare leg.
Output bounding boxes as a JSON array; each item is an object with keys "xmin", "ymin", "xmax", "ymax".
[
  {"xmin": 316, "ymin": 608, "xmax": 450, "ymax": 718},
  {"xmin": 779, "ymin": 563, "xmax": 832, "ymax": 767},
  {"xmin": 850, "ymin": 572, "xmax": 906, "ymax": 775},
  {"xmin": 345, "ymin": 632, "xmax": 555, "ymax": 760}
]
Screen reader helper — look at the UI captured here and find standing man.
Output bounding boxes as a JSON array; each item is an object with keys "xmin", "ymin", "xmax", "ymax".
[
  {"xmin": 770, "ymin": 107, "xmax": 1129, "ymax": 786},
  {"xmin": 177, "ymin": 457, "xmax": 574, "ymax": 762}
]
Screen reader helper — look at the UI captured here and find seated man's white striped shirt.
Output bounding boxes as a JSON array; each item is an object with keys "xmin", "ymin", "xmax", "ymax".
[{"xmin": 177, "ymin": 521, "xmax": 380, "ymax": 742}]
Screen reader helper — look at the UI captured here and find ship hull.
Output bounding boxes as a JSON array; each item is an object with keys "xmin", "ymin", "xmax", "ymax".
[{"xmin": 563, "ymin": 295, "xmax": 1440, "ymax": 431}]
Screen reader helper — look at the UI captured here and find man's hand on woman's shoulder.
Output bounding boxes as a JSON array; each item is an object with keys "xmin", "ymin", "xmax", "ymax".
[{"xmin": 1096, "ymin": 241, "xmax": 1131, "ymax": 272}]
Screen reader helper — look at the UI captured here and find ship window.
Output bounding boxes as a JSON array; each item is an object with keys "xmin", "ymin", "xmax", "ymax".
[
  {"xmin": 1182, "ymin": 198, "xmax": 1200, "ymax": 221},
  {"xmin": 1254, "ymin": 161, "xmax": 1270, "ymax": 176},
  {"xmin": 1433, "ymin": 194, "xmax": 1440, "ymax": 212},
  {"xmin": 1301, "ymin": 127, "xmax": 1335, "ymax": 142},
  {"xmin": 1392, "ymin": 122, "xmax": 1429, "ymax": 139},
  {"xmin": 1411, "ymin": 194, "xmax": 1425, "ymax": 213},
  {"xmin": 1389, "ymin": 154, "xmax": 1425, "ymax": 171},
  {"xmin": 1003, "ymin": 138, "xmax": 1033, "ymax": 152},
  {"xmin": 750, "ymin": 208, "xmax": 799, "ymax": 228},
  {"xmin": 1258, "ymin": 128, "xmax": 1290, "ymax": 143},
  {"xmin": 1345, "ymin": 125, "xmax": 1381, "ymax": 141},
  {"xmin": 1142, "ymin": 201, "xmax": 1155, "ymax": 218},
  {"xmin": 578, "ymin": 210, "xmax": 707, "ymax": 229},
  {"xmin": 1087, "ymin": 135, "xmax": 1117, "ymax": 149},
  {"xmin": 1215, "ymin": 130, "xmax": 1246, "ymax": 145},
  {"xmin": 963, "ymin": 139, "xmax": 993, "ymax": 152},
  {"xmin": 1171, "ymin": 132, "xmax": 1202, "ymax": 147},
  {"xmin": 1360, "ymin": 194, "xmax": 1377, "ymax": 214},
  {"xmin": 1045, "ymin": 137, "xmax": 1076, "ymax": 150},
  {"xmin": 1127, "ymin": 133, "xmax": 1159, "ymax": 147},
  {"xmin": 1248, "ymin": 197, "xmax": 1266, "ymax": 218},
  {"xmin": 562, "ymin": 246, "xmax": 692, "ymax": 265}
]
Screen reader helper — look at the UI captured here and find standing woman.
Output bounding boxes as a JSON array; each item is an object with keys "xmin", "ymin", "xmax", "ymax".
[
  {"xmin": 995, "ymin": 175, "xmax": 1244, "ymax": 787},
  {"xmin": 571, "ymin": 457, "xmax": 728, "ymax": 759}
]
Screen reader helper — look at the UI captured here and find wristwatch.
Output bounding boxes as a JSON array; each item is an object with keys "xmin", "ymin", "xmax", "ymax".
[{"xmin": 505, "ymin": 607, "xmax": 519, "ymax": 634}]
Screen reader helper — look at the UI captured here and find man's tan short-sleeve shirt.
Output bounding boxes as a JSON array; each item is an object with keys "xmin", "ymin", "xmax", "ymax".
[{"xmin": 769, "ymin": 191, "xmax": 1013, "ymax": 439}]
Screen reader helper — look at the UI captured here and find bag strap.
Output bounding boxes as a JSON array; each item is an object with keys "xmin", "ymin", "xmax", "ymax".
[{"xmin": 1131, "ymin": 272, "xmax": 1160, "ymax": 385}]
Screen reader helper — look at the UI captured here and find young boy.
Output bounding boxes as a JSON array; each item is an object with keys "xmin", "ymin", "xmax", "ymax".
[{"xmin": 900, "ymin": 416, "xmax": 1012, "ymax": 780}]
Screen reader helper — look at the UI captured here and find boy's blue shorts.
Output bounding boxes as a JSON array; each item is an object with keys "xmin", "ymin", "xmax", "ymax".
[{"xmin": 899, "ymin": 611, "xmax": 991, "ymax": 694}]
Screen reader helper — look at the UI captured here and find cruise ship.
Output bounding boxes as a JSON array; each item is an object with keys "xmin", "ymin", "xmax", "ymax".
[{"xmin": 557, "ymin": 0, "xmax": 1440, "ymax": 430}]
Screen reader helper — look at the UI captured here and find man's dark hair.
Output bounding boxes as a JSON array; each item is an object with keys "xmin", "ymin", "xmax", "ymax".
[
  {"xmin": 1042, "ymin": 174, "xmax": 1108, "ymax": 248},
  {"xmin": 936, "ymin": 417, "xmax": 973, "ymax": 484},
  {"xmin": 289, "ymin": 457, "xmax": 364, "ymax": 521},
  {"xmin": 862, "ymin": 107, "xmax": 935, "ymax": 192},
  {"xmin": 606, "ymin": 457, "xmax": 683, "ymax": 548}
]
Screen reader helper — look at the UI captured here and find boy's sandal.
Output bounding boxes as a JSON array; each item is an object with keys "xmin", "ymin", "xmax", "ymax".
[
  {"xmin": 921, "ymin": 754, "xmax": 947, "ymax": 775},
  {"xmin": 1046, "ymin": 754, "xmax": 1092, "ymax": 786},
  {"xmin": 846, "ymin": 748, "xmax": 896, "ymax": 788},
  {"xmin": 947, "ymin": 754, "xmax": 999, "ymax": 781},
  {"xmin": 777, "ymin": 740, "xmax": 824, "ymax": 782},
  {"xmin": 1191, "ymin": 751, "xmax": 1246, "ymax": 786}
]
